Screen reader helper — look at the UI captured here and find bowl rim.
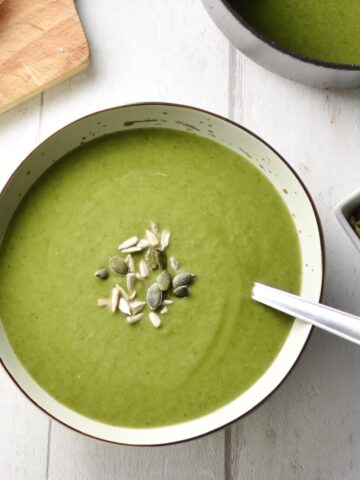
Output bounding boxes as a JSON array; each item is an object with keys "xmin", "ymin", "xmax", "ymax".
[
  {"xmin": 0, "ymin": 102, "xmax": 326, "ymax": 446},
  {"xmin": 220, "ymin": 0, "xmax": 360, "ymax": 71}
]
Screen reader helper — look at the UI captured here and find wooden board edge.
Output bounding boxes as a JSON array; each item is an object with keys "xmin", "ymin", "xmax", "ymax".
[{"xmin": 0, "ymin": 54, "xmax": 90, "ymax": 116}]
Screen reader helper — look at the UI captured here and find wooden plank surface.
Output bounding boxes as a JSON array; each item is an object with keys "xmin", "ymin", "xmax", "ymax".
[
  {"xmin": 0, "ymin": 0, "xmax": 89, "ymax": 114},
  {"xmin": 0, "ymin": 1, "xmax": 360, "ymax": 479}
]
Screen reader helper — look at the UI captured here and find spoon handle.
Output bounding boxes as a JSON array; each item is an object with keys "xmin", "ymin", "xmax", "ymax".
[{"xmin": 252, "ymin": 283, "xmax": 360, "ymax": 346}]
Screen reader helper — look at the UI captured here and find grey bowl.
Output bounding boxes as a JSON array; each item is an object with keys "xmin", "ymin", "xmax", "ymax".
[{"xmin": 202, "ymin": 0, "xmax": 360, "ymax": 89}]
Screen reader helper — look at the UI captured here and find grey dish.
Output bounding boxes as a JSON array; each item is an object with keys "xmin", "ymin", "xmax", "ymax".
[{"xmin": 202, "ymin": 0, "xmax": 360, "ymax": 89}]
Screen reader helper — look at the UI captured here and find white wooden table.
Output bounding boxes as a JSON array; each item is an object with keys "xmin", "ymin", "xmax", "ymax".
[{"xmin": 1, "ymin": 2, "xmax": 360, "ymax": 479}]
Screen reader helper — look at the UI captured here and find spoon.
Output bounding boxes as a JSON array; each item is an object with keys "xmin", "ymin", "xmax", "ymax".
[{"xmin": 252, "ymin": 282, "xmax": 360, "ymax": 345}]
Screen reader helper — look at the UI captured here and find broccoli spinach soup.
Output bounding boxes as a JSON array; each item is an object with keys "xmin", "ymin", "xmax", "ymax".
[
  {"xmin": 230, "ymin": 0, "xmax": 360, "ymax": 64},
  {"xmin": 0, "ymin": 129, "xmax": 301, "ymax": 427}
]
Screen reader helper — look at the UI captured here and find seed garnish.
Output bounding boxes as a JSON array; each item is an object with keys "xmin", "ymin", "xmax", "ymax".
[
  {"xmin": 115, "ymin": 283, "xmax": 129, "ymax": 301},
  {"xmin": 95, "ymin": 267, "xmax": 109, "ymax": 280},
  {"xmin": 130, "ymin": 301, "xmax": 146, "ymax": 315},
  {"xmin": 139, "ymin": 259, "xmax": 150, "ymax": 278},
  {"xmin": 170, "ymin": 256, "xmax": 181, "ymax": 273},
  {"xmin": 173, "ymin": 285, "xmax": 189, "ymax": 298},
  {"xmin": 145, "ymin": 229, "xmax": 159, "ymax": 246},
  {"xmin": 118, "ymin": 236, "xmax": 139, "ymax": 251},
  {"xmin": 121, "ymin": 246, "xmax": 143, "ymax": 254},
  {"xmin": 111, "ymin": 287, "xmax": 120, "ymax": 312},
  {"xmin": 109, "ymin": 256, "xmax": 128, "ymax": 276},
  {"xmin": 126, "ymin": 272, "xmax": 136, "ymax": 292},
  {"xmin": 127, "ymin": 313, "xmax": 144, "ymax": 324},
  {"xmin": 119, "ymin": 297, "xmax": 131, "ymax": 316},
  {"xmin": 137, "ymin": 238, "xmax": 150, "ymax": 249},
  {"xmin": 160, "ymin": 230, "xmax": 171, "ymax": 250},
  {"xmin": 94, "ymin": 222, "xmax": 196, "ymax": 329},
  {"xmin": 149, "ymin": 312, "xmax": 161, "ymax": 328},
  {"xmin": 157, "ymin": 270, "xmax": 171, "ymax": 291},
  {"xmin": 97, "ymin": 298, "xmax": 110, "ymax": 308},
  {"xmin": 146, "ymin": 283, "xmax": 163, "ymax": 310},
  {"xmin": 172, "ymin": 272, "xmax": 196, "ymax": 289}
]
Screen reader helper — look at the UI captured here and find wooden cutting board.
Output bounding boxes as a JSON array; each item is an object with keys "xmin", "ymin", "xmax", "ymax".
[{"xmin": 0, "ymin": 0, "xmax": 90, "ymax": 114}]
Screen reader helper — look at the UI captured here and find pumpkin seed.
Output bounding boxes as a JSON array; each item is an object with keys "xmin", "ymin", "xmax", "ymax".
[
  {"xmin": 146, "ymin": 283, "xmax": 162, "ymax": 310},
  {"xmin": 130, "ymin": 301, "xmax": 146, "ymax": 315},
  {"xmin": 160, "ymin": 306, "xmax": 168, "ymax": 315},
  {"xmin": 173, "ymin": 285, "xmax": 189, "ymax": 298},
  {"xmin": 118, "ymin": 236, "xmax": 139, "ymax": 251},
  {"xmin": 145, "ymin": 229, "xmax": 159, "ymax": 246},
  {"xmin": 139, "ymin": 259, "xmax": 150, "ymax": 278},
  {"xmin": 115, "ymin": 283, "xmax": 129, "ymax": 301},
  {"xmin": 145, "ymin": 247, "xmax": 158, "ymax": 270},
  {"xmin": 149, "ymin": 312, "xmax": 161, "ymax": 328},
  {"xmin": 111, "ymin": 287, "xmax": 120, "ymax": 312},
  {"xmin": 95, "ymin": 267, "xmax": 109, "ymax": 280},
  {"xmin": 126, "ymin": 272, "xmax": 136, "ymax": 292},
  {"xmin": 172, "ymin": 272, "xmax": 196, "ymax": 289},
  {"xmin": 157, "ymin": 270, "xmax": 171, "ymax": 291},
  {"xmin": 119, "ymin": 297, "xmax": 131, "ymax": 316},
  {"xmin": 97, "ymin": 298, "xmax": 110, "ymax": 308},
  {"xmin": 109, "ymin": 256, "xmax": 128, "ymax": 276},
  {"xmin": 156, "ymin": 249, "xmax": 167, "ymax": 269},
  {"xmin": 170, "ymin": 256, "xmax": 181, "ymax": 273},
  {"xmin": 127, "ymin": 313, "xmax": 144, "ymax": 324},
  {"xmin": 160, "ymin": 230, "xmax": 171, "ymax": 250}
]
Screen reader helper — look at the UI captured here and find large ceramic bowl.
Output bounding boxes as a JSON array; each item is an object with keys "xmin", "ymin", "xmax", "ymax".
[
  {"xmin": 202, "ymin": 0, "xmax": 360, "ymax": 89},
  {"xmin": 0, "ymin": 103, "xmax": 324, "ymax": 445}
]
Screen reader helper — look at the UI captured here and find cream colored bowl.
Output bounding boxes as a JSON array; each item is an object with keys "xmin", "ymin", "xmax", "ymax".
[{"xmin": 0, "ymin": 103, "xmax": 324, "ymax": 445}]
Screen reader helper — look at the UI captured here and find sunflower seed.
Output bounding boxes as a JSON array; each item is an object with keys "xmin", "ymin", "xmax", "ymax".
[
  {"xmin": 137, "ymin": 238, "xmax": 150, "ymax": 249},
  {"xmin": 111, "ymin": 287, "xmax": 121, "ymax": 312},
  {"xmin": 126, "ymin": 272, "xmax": 136, "ymax": 291},
  {"xmin": 97, "ymin": 298, "xmax": 110, "ymax": 308},
  {"xmin": 162, "ymin": 299, "xmax": 173, "ymax": 306},
  {"xmin": 173, "ymin": 285, "xmax": 189, "ymax": 298},
  {"xmin": 156, "ymin": 249, "xmax": 167, "ymax": 269},
  {"xmin": 160, "ymin": 306, "xmax": 168, "ymax": 315},
  {"xmin": 146, "ymin": 283, "xmax": 162, "ymax": 310},
  {"xmin": 109, "ymin": 256, "xmax": 128, "ymax": 276},
  {"xmin": 127, "ymin": 255, "xmax": 135, "ymax": 273},
  {"xmin": 145, "ymin": 229, "xmax": 159, "ymax": 246},
  {"xmin": 121, "ymin": 246, "xmax": 143, "ymax": 254},
  {"xmin": 145, "ymin": 247, "xmax": 158, "ymax": 270},
  {"xmin": 170, "ymin": 256, "xmax": 181, "ymax": 273},
  {"xmin": 130, "ymin": 301, "xmax": 146, "ymax": 314},
  {"xmin": 129, "ymin": 290, "xmax": 137, "ymax": 301},
  {"xmin": 139, "ymin": 259, "xmax": 150, "ymax": 278},
  {"xmin": 119, "ymin": 297, "xmax": 131, "ymax": 316},
  {"xmin": 160, "ymin": 230, "xmax": 171, "ymax": 250},
  {"xmin": 150, "ymin": 221, "xmax": 160, "ymax": 236},
  {"xmin": 118, "ymin": 236, "xmax": 139, "ymax": 250},
  {"xmin": 149, "ymin": 312, "xmax": 161, "ymax": 328},
  {"xmin": 95, "ymin": 267, "xmax": 109, "ymax": 280},
  {"xmin": 157, "ymin": 270, "xmax": 171, "ymax": 291},
  {"xmin": 172, "ymin": 272, "xmax": 196, "ymax": 289},
  {"xmin": 127, "ymin": 313, "xmax": 144, "ymax": 324},
  {"xmin": 115, "ymin": 283, "xmax": 129, "ymax": 301}
]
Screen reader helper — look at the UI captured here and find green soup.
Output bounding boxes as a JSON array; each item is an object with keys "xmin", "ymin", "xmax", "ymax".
[
  {"xmin": 0, "ymin": 129, "xmax": 301, "ymax": 427},
  {"xmin": 230, "ymin": 0, "xmax": 360, "ymax": 64}
]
